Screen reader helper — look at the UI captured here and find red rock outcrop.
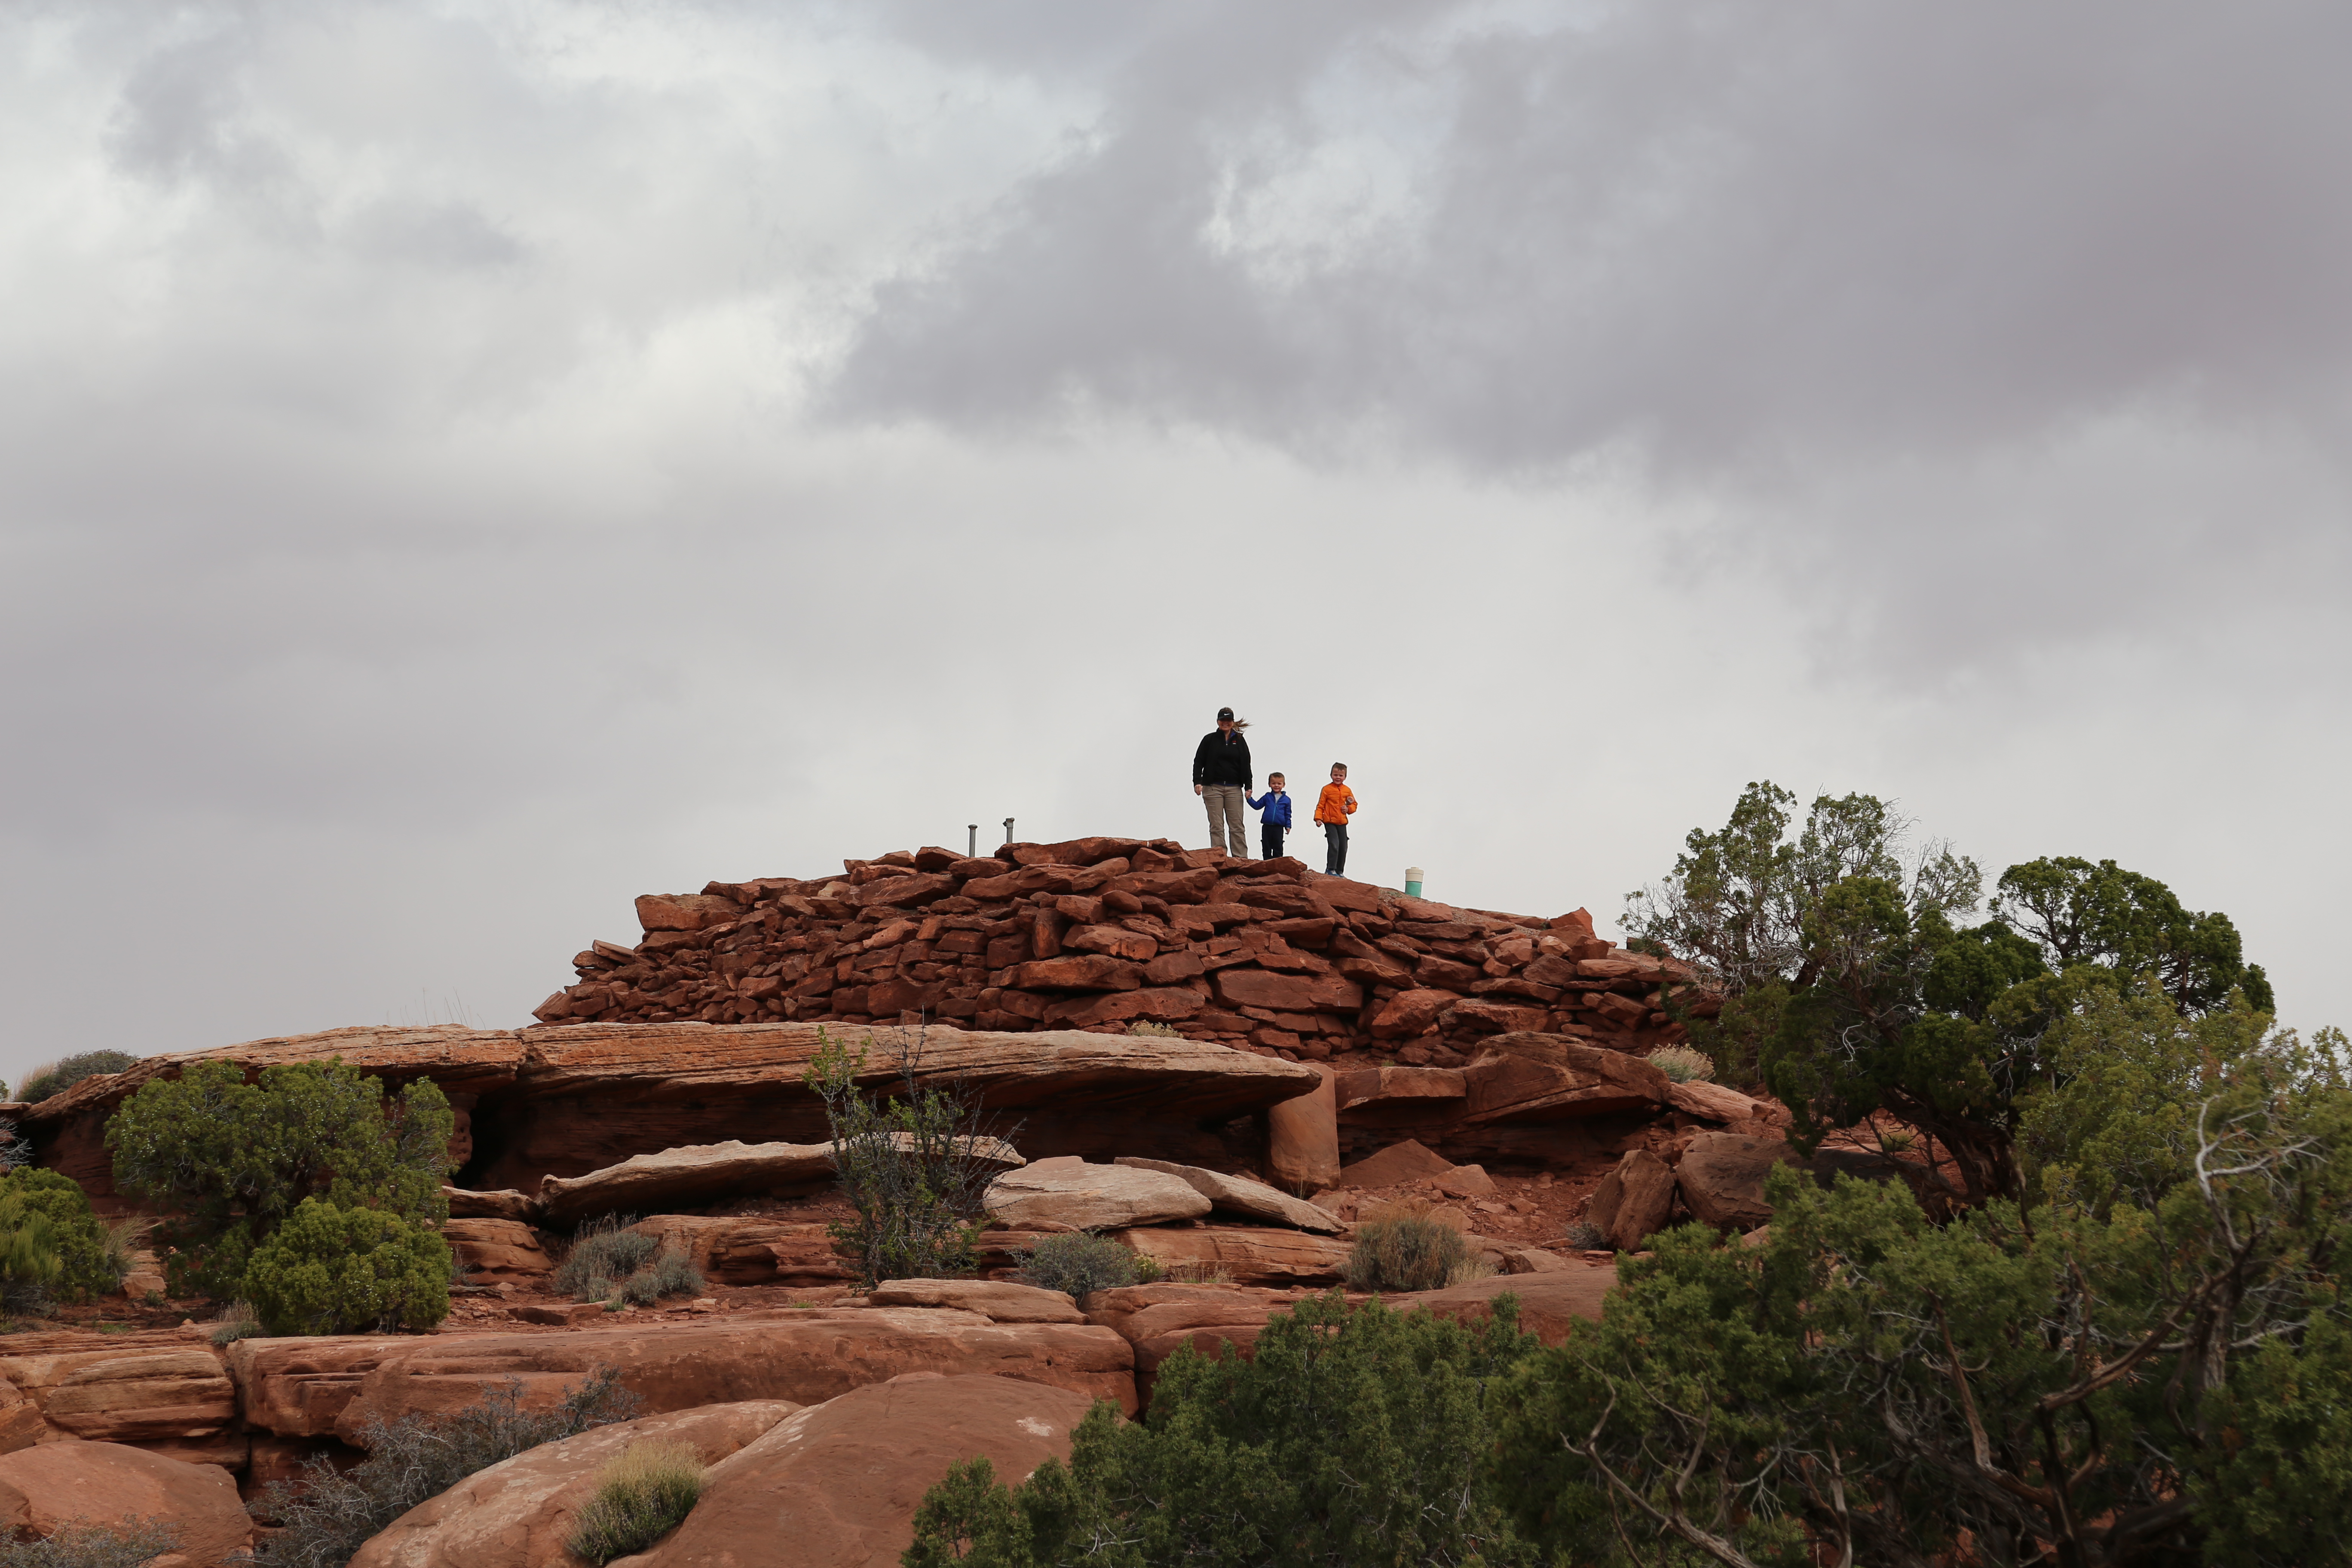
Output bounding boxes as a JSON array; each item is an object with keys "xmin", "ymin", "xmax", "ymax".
[
  {"xmin": 325, "ymin": 1310, "xmax": 1137, "ymax": 1437},
  {"xmin": 19, "ymin": 1020, "xmax": 1323, "ymax": 1200},
  {"xmin": 347, "ymin": 1401, "xmax": 798, "ymax": 1568},
  {"xmin": 626, "ymin": 1373, "xmax": 1093, "ymax": 1568},
  {"xmin": 0, "ymin": 1439, "xmax": 254, "ymax": 1566},
  {"xmin": 527, "ymin": 843, "xmax": 1698, "ymax": 1074}
]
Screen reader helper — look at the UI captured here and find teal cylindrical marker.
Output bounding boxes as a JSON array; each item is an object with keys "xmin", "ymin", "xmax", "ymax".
[{"xmin": 1404, "ymin": 865, "xmax": 1424, "ymax": 898}]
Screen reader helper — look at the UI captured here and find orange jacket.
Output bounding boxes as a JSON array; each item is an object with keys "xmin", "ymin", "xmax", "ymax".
[{"xmin": 1314, "ymin": 782, "xmax": 1358, "ymax": 825}]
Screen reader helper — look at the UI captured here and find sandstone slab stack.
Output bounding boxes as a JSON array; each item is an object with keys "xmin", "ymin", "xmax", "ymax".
[{"xmin": 527, "ymin": 839, "xmax": 1703, "ymax": 1069}]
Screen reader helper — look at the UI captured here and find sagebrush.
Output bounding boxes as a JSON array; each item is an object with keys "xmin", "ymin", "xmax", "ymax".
[
  {"xmin": 256, "ymin": 1368, "xmax": 638, "ymax": 1568},
  {"xmin": 1344, "ymin": 1202, "xmax": 1474, "ymax": 1293},
  {"xmin": 555, "ymin": 1219, "xmax": 701, "ymax": 1306},
  {"xmin": 1015, "ymin": 1233, "xmax": 1143, "ymax": 1297},
  {"xmin": 1643, "ymin": 1044, "xmax": 1715, "ymax": 1084},
  {"xmin": 566, "ymin": 1440, "xmax": 707, "ymax": 1565},
  {"xmin": 0, "ymin": 1519, "xmax": 179, "ymax": 1568}
]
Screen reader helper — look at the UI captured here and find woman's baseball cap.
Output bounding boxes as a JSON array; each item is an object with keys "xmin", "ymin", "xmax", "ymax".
[{"xmin": 1217, "ymin": 707, "xmax": 1235, "ymax": 721}]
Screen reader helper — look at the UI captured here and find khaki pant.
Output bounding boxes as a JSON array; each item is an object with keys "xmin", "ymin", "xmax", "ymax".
[{"xmin": 1201, "ymin": 785, "xmax": 1250, "ymax": 857}]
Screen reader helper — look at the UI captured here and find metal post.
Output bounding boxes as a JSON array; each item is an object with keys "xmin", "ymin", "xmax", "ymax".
[
  {"xmin": 1003, "ymin": 817, "xmax": 1015, "ymax": 846},
  {"xmin": 968, "ymin": 824, "xmax": 978, "ymax": 856},
  {"xmin": 1405, "ymin": 865, "xmax": 1425, "ymax": 898}
]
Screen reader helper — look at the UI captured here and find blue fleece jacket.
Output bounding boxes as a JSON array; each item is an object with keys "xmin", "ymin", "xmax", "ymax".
[{"xmin": 1246, "ymin": 788, "xmax": 1293, "ymax": 828}]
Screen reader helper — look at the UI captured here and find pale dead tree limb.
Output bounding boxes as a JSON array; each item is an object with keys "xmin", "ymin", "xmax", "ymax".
[{"xmin": 1570, "ymin": 1392, "xmax": 1777, "ymax": 1568}]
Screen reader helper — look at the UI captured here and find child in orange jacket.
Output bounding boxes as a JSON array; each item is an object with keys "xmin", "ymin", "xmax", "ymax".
[{"xmin": 1313, "ymin": 763, "xmax": 1357, "ymax": 876}]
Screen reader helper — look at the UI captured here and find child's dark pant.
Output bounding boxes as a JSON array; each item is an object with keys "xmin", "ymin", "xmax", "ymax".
[
  {"xmin": 1262, "ymin": 825, "xmax": 1285, "ymax": 860},
  {"xmin": 1323, "ymin": 822, "xmax": 1348, "ymax": 876}
]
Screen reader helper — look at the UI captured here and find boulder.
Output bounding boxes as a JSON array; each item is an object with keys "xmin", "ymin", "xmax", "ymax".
[
  {"xmin": 1666, "ymin": 1078, "xmax": 1764, "ymax": 1123},
  {"xmin": 982, "ymin": 1157, "xmax": 1212, "ymax": 1231},
  {"xmin": 1336, "ymin": 1138, "xmax": 1457, "ymax": 1189},
  {"xmin": 1213, "ymin": 969, "xmax": 1364, "ymax": 1014},
  {"xmin": 1441, "ymin": 999, "xmax": 1552, "ymax": 1036},
  {"xmin": 1676, "ymin": 1133, "xmax": 1801, "ymax": 1230},
  {"xmin": 637, "ymin": 893, "xmax": 744, "ymax": 932},
  {"xmin": 1585, "ymin": 1149, "xmax": 1677, "ymax": 1250},
  {"xmin": 331, "ymin": 1311, "xmax": 1137, "ymax": 1439},
  {"xmin": 1459, "ymin": 1034, "xmax": 1670, "ymax": 1122},
  {"xmin": 867, "ymin": 1280, "xmax": 1085, "ymax": 1323},
  {"xmin": 536, "ymin": 1141, "xmax": 834, "ymax": 1227},
  {"xmin": 227, "ymin": 1336, "xmax": 418, "ymax": 1438},
  {"xmin": 541, "ymin": 1136, "xmax": 1022, "ymax": 1227},
  {"xmin": 1335, "ymin": 1066, "xmax": 1465, "ymax": 1114},
  {"xmin": 1369, "ymin": 989, "xmax": 1459, "ymax": 1039},
  {"xmin": 1431, "ymin": 1164, "xmax": 1497, "ymax": 1199},
  {"xmin": 347, "ymin": 1402, "xmax": 797, "ymax": 1568},
  {"xmin": 442, "ymin": 1219, "xmax": 551, "ymax": 1285},
  {"xmin": 444, "ymin": 1187, "xmax": 542, "ymax": 1224},
  {"xmin": 1008, "ymin": 956, "xmax": 1145, "ymax": 992},
  {"xmin": 1265, "ymin": 1063, "xmax": 1339, "ymax": 1194},
  {"xmin": 0, "ymin": 1347, "xmax": 235, "ymax": 1444},
  {"xmin": 0, "ymin": 1384, "xmax": 52, "ymax": 1454},
  {"xmin": 626, "ymin": 1374, "xmax": 1092, "ymax": 1568},
  {"xmin": 704, "ymin": 1220, "xmax": 855, "ymax": 1286},
  {"xmin": 0, "ymin": 1440, "xmax": 252, "ymax": 1566},
  {"xmin": 1109, "ymin": 1225, "xmax": 1353, "ymax": 1288},
  {"xmin": 1111, "ymin": 1158, "xmax": 1343, "ymax": 1233},
  {"xmin": 1405, "ymin": 1268, "xmax": 1615, "ymax": 1344},
  {"xmin": 1082, "ymin": 1284, "xmax": 1299, "ymax": 1373}
]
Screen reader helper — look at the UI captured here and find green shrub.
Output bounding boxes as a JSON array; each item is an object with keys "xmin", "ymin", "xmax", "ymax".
[
  {"xmin": 241, "ymin": 1199, "xmax": 452, "ymax": 1336},
  {"xmin": 1643, "ymin": 1043, "xmax": 1715, "ymax": 1083},
  {"xmin": 802, "ymin": 1029, "xmax": 1022, "ymax": 1289},
  {"xmin": 19, "ymin": 1051, "xmax": 141, "ymax": 1106},
  {"xmin": 554, "ymin": 1218, "xmax": 658, "ymax": 1301},
  {"xmin": 1344, "ymin": 1202, "xmax": 1474, "ymax": 1293},
  {"xmin": 257, "ymin": 1369, "xmax": 638, "ymax": 1568},
  {"xmin": 0, "ymin": 1168, "xmax": 114, "ymax": 1308},
  {"xmin": 906, "ymin": 1292, "xmax": 1540, "ymax": 1568},
  {"xmin": 106, "ymin": 1059, "xmax": 453, "ymax": 1298},
  {"xmin": 1015, "ymin": 1232, "xmax": 1142, "ymax": 1298},
  {"xmin": 0, "ymin": 1519, "xmax": 179, "ymax": 1568},
  {"xmin": 566, "ymin": 1440, "xmax": 707, "ymax": 1565}
]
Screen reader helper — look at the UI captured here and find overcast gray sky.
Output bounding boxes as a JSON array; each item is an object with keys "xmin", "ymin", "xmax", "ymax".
[{"xmin": 4, "ymin": 0, "xmax": 2345, "ymax": 1089}]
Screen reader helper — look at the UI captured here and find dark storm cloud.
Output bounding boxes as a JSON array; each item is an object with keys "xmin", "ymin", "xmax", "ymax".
[{"xmin": 841, "ymin": 1, "xmax": 2352, "ymax": 472}]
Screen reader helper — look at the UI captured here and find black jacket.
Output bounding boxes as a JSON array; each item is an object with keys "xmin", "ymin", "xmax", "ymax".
[{"xmin": 1193, "ymin": 730, "xmax": 1253, "ymax": 788}]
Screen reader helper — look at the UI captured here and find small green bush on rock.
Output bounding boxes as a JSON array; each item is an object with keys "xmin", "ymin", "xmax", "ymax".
[
  {"xmin": 1345, "ymin": 1202, "xmax": 1474, "ymax": 1293},
  {"xmin": 242, "ymin": 1199, "xmax": 452, "ymax": 1336},
  {"xmin": 567, "ymin": 1440, "xmax": 707, "ymax": 1565},
  {"xmin": 0, "ymin": 1518, "xmax": 179, "ymax": 1568},
  {"xmin": 18, "ymin": 1051, "xmax": 141, "ymax": 1106},
  {"xmin": 1015, "ymin": 1232, "xmax": 1143, "ymax": 1298},
  {"xmin": 0, "ymin": 1168, "xmax": 115, "ymax": 1309}
]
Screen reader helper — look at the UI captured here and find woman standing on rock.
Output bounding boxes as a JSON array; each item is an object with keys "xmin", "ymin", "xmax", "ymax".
[{"xmin": 1191, "ymin": 707, "xmax": 1253, "ymax": 859}]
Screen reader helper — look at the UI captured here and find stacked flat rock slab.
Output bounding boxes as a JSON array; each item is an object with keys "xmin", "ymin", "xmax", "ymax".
[{"xmin": 525, "ymin": 838, "xmax": 1706, "ymax": 1070}]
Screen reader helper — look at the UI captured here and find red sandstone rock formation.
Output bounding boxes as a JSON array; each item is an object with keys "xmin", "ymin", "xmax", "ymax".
[{"xmin": 528, "ymin": 840, "xmax": 1702, "ymax": 1070}]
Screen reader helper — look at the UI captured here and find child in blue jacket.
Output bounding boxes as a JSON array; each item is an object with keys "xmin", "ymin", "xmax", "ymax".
[{"xmin": 1247, "ymin": 774, "xmax": 1294, "ymax": 861}]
